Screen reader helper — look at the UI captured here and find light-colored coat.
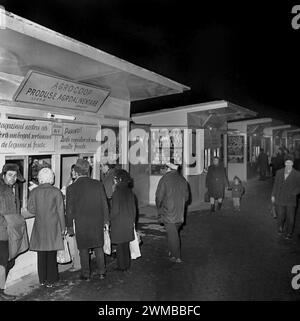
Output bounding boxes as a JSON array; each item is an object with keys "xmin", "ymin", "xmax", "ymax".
[{"xmin": 28, "ymin": 183, "xmax": 65, "ymax": 251}]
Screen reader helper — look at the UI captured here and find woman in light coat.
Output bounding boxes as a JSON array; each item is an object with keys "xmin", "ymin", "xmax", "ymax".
[{"xmin": 28, "ymin": 168, "xmax": 65, "ymax": 287}]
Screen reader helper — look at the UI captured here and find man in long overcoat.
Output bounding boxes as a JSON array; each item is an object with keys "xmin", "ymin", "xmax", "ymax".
[
  {"xmin": 155, "ymin": 162, "xmax": 189, "ymax": 263},
  {"xmin": 206, "ymin": 157, "xmax": 229, "ymax": 212},
  {"xmin": 66, "ymin": 159, "xmax": 109, "ymax": 280},
  {"xmin": 256, "ymin": 148, "xmax": 269, "ymax": 180},
  {"xmin": 271, "ymin": 154, "xmax": 300, "ymax": 239}
]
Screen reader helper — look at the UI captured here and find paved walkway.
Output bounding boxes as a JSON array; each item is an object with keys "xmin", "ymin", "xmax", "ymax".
[{"xmin": 5, "ymin": 177, "xmax": 300, "ymax": 301}]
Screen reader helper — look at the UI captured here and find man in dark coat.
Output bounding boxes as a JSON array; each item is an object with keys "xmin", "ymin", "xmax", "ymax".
[
  {"xmin": 256, "ymin": 148, "xmax": 269, "ymax": 180},
  {"xmin": 155, "ymin": 162, "xmax": 189, "ymax": 263},
  {"xmin": 271, "ymin": 154, "xmax": 300, "ymax": 239},
  {"xmin": 66, "ymin": 159, "xmax": 109, "ymax": 280},
  {"xmin": 0, "ymin": 163, "xmax": 25, "ymax": 300},
  {"xmin": 206, "ymin": 157, "xmax": 229, "ymax": 212}
]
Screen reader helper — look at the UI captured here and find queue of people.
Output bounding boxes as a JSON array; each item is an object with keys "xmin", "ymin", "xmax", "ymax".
[{"xmin": 1, "ymin": 148, "xmax": 300, "ymax": 301}]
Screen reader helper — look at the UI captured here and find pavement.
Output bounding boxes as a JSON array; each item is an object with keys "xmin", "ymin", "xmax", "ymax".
[{"xmin": 4, "ymin": 176, "xmax": 300, "ymax": 301}]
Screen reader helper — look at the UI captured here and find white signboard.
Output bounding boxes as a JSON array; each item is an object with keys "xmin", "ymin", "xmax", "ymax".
[
  {"xmin": 57, "ymin": 124, "xmax": 101, "ymax": 153},
  {"xmin": 0, "ymin": 119, "xmax": 54, "ymax": 154},
  {"xmin": 13, "ymin": 71, "xmax": 110, "ymax": 113}
]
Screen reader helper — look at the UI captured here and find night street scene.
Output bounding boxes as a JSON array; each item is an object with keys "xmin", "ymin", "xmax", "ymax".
[{"xmin": 0, "ymin": 0, "xmax": 299, "ymax": 317}]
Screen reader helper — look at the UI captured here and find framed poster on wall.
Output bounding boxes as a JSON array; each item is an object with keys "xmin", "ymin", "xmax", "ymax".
[{"xmin": 227, "ymin": 135, "xmax": 244, "ymax": 163}]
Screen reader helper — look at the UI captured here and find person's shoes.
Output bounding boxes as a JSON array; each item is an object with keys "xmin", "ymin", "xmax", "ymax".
[
  {"xmin": 285, "ymin": 234, "xmax": 292, "ymax": 240},
  {"xmin": 45, "ymin": 283, "xmax": 54, "ymax": 288},
  {"xmin": 170, "ymin": 257, "xmax": 183, "ymax": 263},
  {"xmin": 0, "ymin": 290, "xmax": 16, "ymax": 301},
  {"xmin": 210, "ymin": 204, "xmax": 215, "ymax": 213},
  {"xmin": 278, "ymin": 227, "xmax": 284, "ymax": 235},
  {"xmin": 79, "ymin": 275, "xmax": 91, "ymax": 281},
  {"xmin": 94, "ymin": 273, "xmax": 106, "ymax": 280}
]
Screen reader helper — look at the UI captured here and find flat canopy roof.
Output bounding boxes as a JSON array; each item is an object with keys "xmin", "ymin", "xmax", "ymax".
[{"xmin": 0, "ymin": 11, "xmax": 189, "ymax": 103}]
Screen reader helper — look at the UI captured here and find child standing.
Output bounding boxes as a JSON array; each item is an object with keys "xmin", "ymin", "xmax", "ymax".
[{"xmin": 231, "ymin": 176, "xmax": 244, "ymax": 211}]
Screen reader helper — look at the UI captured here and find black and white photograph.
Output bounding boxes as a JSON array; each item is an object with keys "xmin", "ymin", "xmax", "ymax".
[{"xmin": 0, "ymin": 0, "xmax": 299, "ymax": 315}]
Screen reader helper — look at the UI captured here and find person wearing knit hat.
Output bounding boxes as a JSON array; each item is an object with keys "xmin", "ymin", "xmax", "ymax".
[
  {"xmin": 271, "ymin": 154, "xmax": 300, "ymax": 239},
  {"xmin": 28, "ymin": 167, "xmax": 65, "ymax": 287}
]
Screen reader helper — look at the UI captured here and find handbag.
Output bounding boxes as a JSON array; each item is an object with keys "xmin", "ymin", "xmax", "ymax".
[
  {"xmin": 129, "ymin": 227, "xmax": 141, "ymax": 260},
  {"xmin": 57, "ymin": 237, "xmax": 72, "ymax": 264},
  {"xmin": 103, "ymin": 229, "xmax": 111, "ymax": 255}
]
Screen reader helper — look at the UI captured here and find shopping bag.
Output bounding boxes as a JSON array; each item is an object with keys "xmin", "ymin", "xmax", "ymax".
[
  {"xmin": 103, "ymin": 229, "xmax": 111, "ymax": 255},
  {"xmin": 129, "ymin": 227, "xmax": 141, "ymax": 259},
  {"xmin": 270, "ymin": 203, "xmax": 277, "ymax": 219},
  {"xmin": 204, "ymin": 191, "xmax": 210, "ymax": 202},
  {"xmin": 57, "ymin": 237, "xmax": 72, "ymax": 264}
]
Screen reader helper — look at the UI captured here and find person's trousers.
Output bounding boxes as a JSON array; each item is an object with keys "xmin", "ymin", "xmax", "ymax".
[
  {"xmin": 37, "ymin": 251, "xmax": 59, "ymax": 284},
  {"xmin": 79, "ymin": 246, "xmax": 106, "ymax": 277},
  {"xmin": 233, "ymin": 197, "xmax": 240, "ymax": 209},
  {"xmin": 276, "ymin": 205, "xmax": 296, "ymax": 235},
  {"xmin": 116, "ymin": 242, "xmax": 131, "ymax": 270},
  {"xmin": 165, "ymin": 222, "xmax": 182, "ymax": 259}
]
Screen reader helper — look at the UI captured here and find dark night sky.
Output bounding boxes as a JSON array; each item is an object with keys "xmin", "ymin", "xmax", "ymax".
[{"xmin": 1, "ymin": 0, "xmax": 299, "ymax": 125}]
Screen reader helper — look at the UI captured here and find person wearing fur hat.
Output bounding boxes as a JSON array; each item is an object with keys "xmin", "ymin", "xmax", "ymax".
[
  {"xmin": 0, "ymin": 163, "xmax": 25, "ymax": 300},
  {"xmin": 271, "ymin": 154, "xmax": 300, "ymax": 239},
  {"xmin": 155, "ymin": 162, "xmax": 189, "ymax": 263}
]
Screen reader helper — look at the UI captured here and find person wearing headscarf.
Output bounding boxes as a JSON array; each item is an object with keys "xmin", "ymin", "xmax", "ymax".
[
  {"xmin": 205, "ymin": 157, "xmax": 229, "ymax": 212},
  {"xmin": 110, "ymin": 169, "xmax": 136, "ymax": 271},
  {"xmin": 28, "ymin": 168, "xmax": 65, "ymax": 287},
  {"xmin": 271, "ymin": 154, "xmax": 300, "ymax": 239}
]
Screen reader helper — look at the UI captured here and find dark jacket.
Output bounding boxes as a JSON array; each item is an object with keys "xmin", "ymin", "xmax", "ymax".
[
  {"xmin": 271, "ymin": 168, "xmax": 300, "ymax": 206},
  {"xmin": 66, "ymin": 176, "xmax": 109, "ymax": 249},
  {"xmin": 102, "ymin": 168, "xmax": 117, "ymax": 199},
  {"xmin": 256, "ymin": 152, "xmax": 269, "ymax": 171},
  {"xmin": 205, "ymin": 164, "xmax": 229, "ymax": 199},
  {"xmin": 231, "ymin": 183, "xmax": 244, "ymax": 198},
  {"xmin": 28, "ymin": 183, "xmax": 65, "ymax": 251},
  {"xmin": 0, "ymin": 176, "xmax": 21, "ymax": 241},
  {"xmin": 110, "ymin": 182, "xmax": 136, "ymax": 244},
  {"xmin": 155, "ymin": 170, "xmax": 189, "ymax": 224}
]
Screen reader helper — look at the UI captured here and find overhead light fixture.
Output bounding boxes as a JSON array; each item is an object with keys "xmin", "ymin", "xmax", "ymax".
[{"xmin": 46, "ymin": 113, "xmax": 76, "ymax": 121}]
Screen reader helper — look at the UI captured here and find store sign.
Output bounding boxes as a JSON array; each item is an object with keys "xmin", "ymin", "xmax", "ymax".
[
  {"xmin": 57, "ymin": 123, "xmax": 100, "ymax": 153},
  {"xmin": 13, "ymin": 71, "xmax": 110, "ymax": 113},
  {"xmin": 0, "ymin": 119, "xmax": 54, "ymax": 154}
]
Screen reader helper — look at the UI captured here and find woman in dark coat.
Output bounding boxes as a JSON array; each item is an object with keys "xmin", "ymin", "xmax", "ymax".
[
  {"xmin": 28, "ymin": 168, "xmax": 65, "ymax": 287},
  {"xmin": 206, "ymin": 157, "xmax": 229, "ymax": 212},
  {"xmin": 110, "ymin": 169, "xmax": 136, "ymax": 271}
]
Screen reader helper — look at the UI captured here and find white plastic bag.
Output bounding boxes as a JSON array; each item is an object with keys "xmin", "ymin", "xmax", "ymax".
[
  {"xmin": 57, "ymin": 237, "xmax": 72, "ymax": 264},
  {"xmin": 129, "ymin": 227, "xmax": 141, "ymax": 259},
  {"xmin": 103, "ymin": 229, "xmax": 111, "ymax": 255}
]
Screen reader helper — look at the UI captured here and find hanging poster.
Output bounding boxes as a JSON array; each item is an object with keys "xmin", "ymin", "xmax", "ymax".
[
  {"xmin": 0, "ymin": 119, "xmax": 54, "ymax": 154},
  {"xmin": 227, "ymin": 135, "xmax": 244, "ymax": 163},
  {"xmin": 57, "ymin": 124, "xmax": 100, "ymax": 153}
]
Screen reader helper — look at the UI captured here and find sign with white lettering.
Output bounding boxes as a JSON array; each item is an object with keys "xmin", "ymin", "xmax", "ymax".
[
  {"xmin": 13, "ymin": 71, "xmax": 110, "ymax": 113},
  {"xmin": 57, "ymin": 123, "xmax": 101, "ymax": 153},
  {"xmin": 0, "ymin": 119, "xmax": 54, "ymax": 154}
]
